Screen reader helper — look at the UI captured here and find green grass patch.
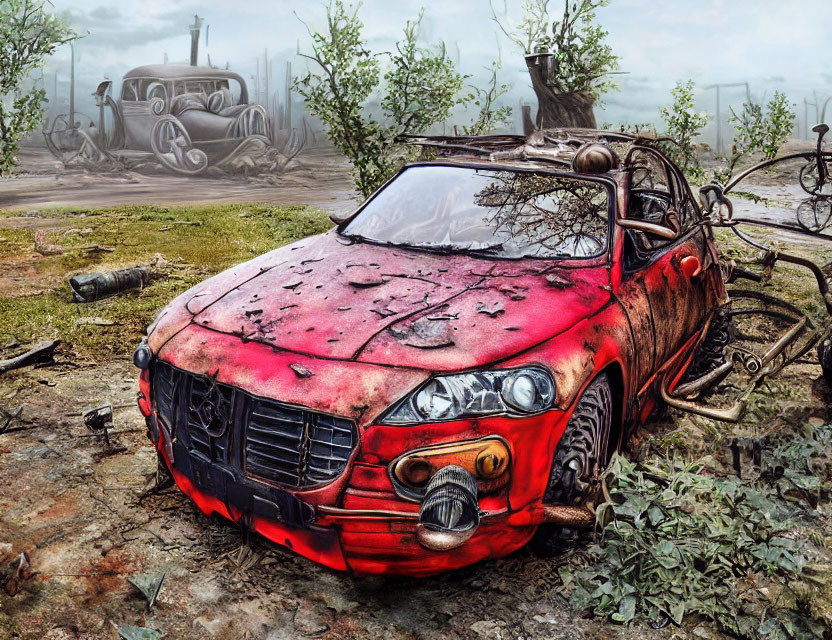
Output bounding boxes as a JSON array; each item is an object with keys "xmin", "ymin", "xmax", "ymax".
[{"xmin": 0, "ymin": 203, "xmax": 333, "ymax": 361}]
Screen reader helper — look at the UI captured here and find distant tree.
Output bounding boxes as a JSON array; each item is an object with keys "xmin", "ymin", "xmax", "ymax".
[
  {"xmin": 297, "ymin": 1, "xmax": 510, "ymax": 197},
  {"xmin": 491, "ymin": 0, "xmax": 619, "ymax": 130},
  {"xmin": 0, "ymin": 0, "xmax": 74, "ymax": 175},
  {"xmin": 729, "ymin": 91, "xmax": 795, "ymax": 160},
  {"xmin": 659, "ymin": 80, "xmax": 709, "ymax": 181}
]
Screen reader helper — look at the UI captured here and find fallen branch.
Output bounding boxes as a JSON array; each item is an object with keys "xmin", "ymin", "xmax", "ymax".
[
  {"xmin": 0, "ymin": 340, "xmax": 60, "ymax": 374},
  {"xmin": 0, "ymin": 406, "xmax": 23, "ymax": 433}
]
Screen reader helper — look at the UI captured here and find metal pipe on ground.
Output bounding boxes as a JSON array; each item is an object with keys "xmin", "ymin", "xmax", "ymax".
[{"xmin": 69, "ymin": 267, "xmax": 151, "ymax": 303}]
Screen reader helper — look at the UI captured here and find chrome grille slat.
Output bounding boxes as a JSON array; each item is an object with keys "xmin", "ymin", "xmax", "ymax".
[{"xmin": 150, "ymin": 361, "xmax": 356, "ymax": 488}]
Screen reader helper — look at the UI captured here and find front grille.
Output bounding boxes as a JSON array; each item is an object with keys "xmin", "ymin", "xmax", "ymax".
[{"xmin": 151, "ymin": 361, "xmax": 356, "ymax": 489}]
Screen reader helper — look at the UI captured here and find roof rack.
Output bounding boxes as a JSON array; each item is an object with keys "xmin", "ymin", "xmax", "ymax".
[{"xmin": 397, "ymin": 128, "xmax": 673, "ymax": 167}]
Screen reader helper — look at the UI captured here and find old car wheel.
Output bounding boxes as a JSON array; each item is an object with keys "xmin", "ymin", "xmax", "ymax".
[
  {"xmin": 681, "ymin": 307, "xmax": 735, "ymax": 383},
  {"xmin": 151, "ymin": 116, "xmax": 209, "ymax": 176},
  {"xmin": 529, "ymin": 373, "xmax": 612, "ymax": 556}
]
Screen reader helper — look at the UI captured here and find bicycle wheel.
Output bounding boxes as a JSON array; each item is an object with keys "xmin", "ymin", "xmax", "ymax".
[
  {"xmin": 799, "ymin": 159, "xmax": 832, "ymax": 197},
  {"xmin": 796, "ymin": 198, "xmax": 832, "ymax": 233}
]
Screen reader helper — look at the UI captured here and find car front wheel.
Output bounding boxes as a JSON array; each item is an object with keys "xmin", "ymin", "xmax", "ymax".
[{"xmin": 529, "ymin": 372, "xmax": 612, "ymax": 556}]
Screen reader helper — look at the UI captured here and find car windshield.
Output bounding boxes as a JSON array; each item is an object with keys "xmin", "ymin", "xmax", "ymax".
[{"xmin": 342, "ymin": 166, "xmax": 611, "ymax": 259}]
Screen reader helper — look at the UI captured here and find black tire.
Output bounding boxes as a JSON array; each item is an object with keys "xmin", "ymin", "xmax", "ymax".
[
  {"xmin": 529, "ymin": 373, "xmax": 613, "ymax": 556},
  {"xmin": 681, "ymin": 307, "xmax": 735, "ymax": 384},
  {"xmin": 818, "ymin": 338, "xmax": 832, "ymax": 384}
]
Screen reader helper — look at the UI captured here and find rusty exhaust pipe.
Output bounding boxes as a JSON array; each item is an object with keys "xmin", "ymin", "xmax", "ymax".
[
  {"xmin": 416, "ymin": 465, "xmax": 480, "ymax": 551},
  {"xmin": 540, "ymin": 504, "xmax": 595, "ymax": 528}
]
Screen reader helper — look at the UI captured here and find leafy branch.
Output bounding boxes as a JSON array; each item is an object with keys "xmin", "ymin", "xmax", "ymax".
[
  {"xmin": 490, "ymin": 0, "xmax": 619, "ymax": 98},
  {"xmin": 295, "ymin": 1, "xmax": 507, "ymax": 198},
  {"xmin": 0, "ymin": 0, "xmax": 75, "ymax": 174}
]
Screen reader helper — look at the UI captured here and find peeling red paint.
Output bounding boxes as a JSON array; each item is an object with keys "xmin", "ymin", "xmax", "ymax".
[{"xmin": 141, "ymin": 140, "xmax": 726, "ymax": 576}]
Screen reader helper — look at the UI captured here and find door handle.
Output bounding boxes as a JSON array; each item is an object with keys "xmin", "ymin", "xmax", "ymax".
[{"xmin": 680, "ymin": 255, "xmax": 702, "ymax": 278}]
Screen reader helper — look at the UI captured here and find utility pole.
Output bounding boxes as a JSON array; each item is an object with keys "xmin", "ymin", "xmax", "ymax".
[
  {"xmin": 264, "ymin": 48, "xmax": 270, "ymax": 114},
  {"xmin": 704, "ymin": 82, "xmax": 751, "ymax": 154},
  {"xmin": 285, "ymin": 60, "xmax": 292, "ymax": 129},
  {"xmin": 805, "ymin": 97, "xmax": 818, "ymax": 139},
  {"xmin": 255, "ymin": 57, "xmax": 261, "ymax": 105},
  {"xmin": 189, "ymin": 14, "xmax": 203, "ymax": 66},
  {"xmin": 821, "ymin": 96, "xmax": 832, "ymax": 128},
  {"xmin": 69, "ymin": 42, "xmax": 75, "ymax": 129}
]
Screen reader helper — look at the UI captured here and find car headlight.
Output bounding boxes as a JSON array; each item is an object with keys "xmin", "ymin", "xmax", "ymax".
[
  {"xmin": 133, "ymin": 337, "xmax": 152, "ymax": 370},
  {"xmin": 381, "ymin": 367, "xmax": 555, "ymax": 425}
]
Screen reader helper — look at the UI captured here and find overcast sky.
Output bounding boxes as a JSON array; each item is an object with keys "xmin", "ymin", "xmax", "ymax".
[{"xmin": 42, "ymin": 0, "xmax": 832, "ymax": 143}]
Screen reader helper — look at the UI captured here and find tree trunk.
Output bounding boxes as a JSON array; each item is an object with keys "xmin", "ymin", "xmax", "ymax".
[{"xmin": 525, "ymin": 53, "xmax": 597, "ymax": 130}]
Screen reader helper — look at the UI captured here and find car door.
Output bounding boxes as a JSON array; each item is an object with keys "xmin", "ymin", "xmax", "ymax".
[
  {"xmin": 121, "ymin": 78, "xmax": 169, "ymax": 152},
  {"xmin": 621, "ymin": 150, "xmax": 712, "ymax": 374}
]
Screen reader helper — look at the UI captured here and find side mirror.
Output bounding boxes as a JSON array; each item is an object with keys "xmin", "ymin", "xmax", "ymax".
[
  {"xmin": 617, "ymin": 217, "xmax": 679, "ymax": 240},
  {"xmin": 329, "ymin": 211, "xmax": 352, "ymax": 225},
  {"xmin": 699, "ymin": 184, "xmax": 733, "ymax": 222},
  {"xmin": 94, "ymin": 81, "xmax": 112, "ymax": 98}
]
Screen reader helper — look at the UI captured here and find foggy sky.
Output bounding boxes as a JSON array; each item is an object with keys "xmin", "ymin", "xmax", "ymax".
[{"xmin": 41, "ymin": 0, "xmax": 832, "ymax": 143}]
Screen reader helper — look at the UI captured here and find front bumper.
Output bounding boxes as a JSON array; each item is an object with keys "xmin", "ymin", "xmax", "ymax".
[{"xmin": 143, "ymin": 398, "xmax": 573, "ymax": 576}]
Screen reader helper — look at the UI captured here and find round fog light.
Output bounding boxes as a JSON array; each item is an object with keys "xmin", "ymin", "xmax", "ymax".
[{"xmin": 396, "ymin": 456, "xmax": 433, "ymax": 487}]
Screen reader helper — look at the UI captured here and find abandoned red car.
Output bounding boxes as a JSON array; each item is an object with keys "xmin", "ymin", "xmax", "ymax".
[{"xmin": 134, "ymin": 130, "xmax": 762, "ymax": 576}]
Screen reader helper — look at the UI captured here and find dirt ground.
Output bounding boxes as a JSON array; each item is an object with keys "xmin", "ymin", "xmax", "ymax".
[
  {"xmin": 1, "ymin": 144, "xmax": 831, "ymax": 640},
  {"xmin": 0, "ymin": 146, "xmax": 358, "ymax": 215}
]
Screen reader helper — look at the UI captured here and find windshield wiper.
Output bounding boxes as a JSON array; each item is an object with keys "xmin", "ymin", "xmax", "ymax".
[{"xmin": 456, "ymin": 242, "xmax": 504, "ymax": 256}]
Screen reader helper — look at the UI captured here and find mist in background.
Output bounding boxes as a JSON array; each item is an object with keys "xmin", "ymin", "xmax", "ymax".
[{"xmin": 34, "ymin": 0, "xmax": 832, "ymax": 149}]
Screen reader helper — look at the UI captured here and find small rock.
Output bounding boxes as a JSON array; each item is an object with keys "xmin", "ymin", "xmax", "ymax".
[
  {"xmin": 470, "ymin": 620, "xmax": 507, "ymax": 640},
  {"xmin": 293, "ymin": 602, "xmax": 329, "ymax": 637},
  {"xmin": 194, "ymin": 615, "xmax": 224, "ymax": 636},
  {"xmin": 320, "ymin": 591, "xmax": 359, "ymax": 614}
]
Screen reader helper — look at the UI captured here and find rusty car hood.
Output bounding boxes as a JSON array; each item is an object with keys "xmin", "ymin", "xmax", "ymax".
[{"xmin": 155, "ymin": 231, "xmax": 612, "ymax": 371}]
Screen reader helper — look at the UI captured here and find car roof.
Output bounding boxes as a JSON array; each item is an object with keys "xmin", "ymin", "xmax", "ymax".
[
  {"xmin": 399, "ymin": 128, "xmax": 683, "ymax": 177},
  {"xmin": 123, "ymin": 64, "xmax": 244, "ymax": 81}
]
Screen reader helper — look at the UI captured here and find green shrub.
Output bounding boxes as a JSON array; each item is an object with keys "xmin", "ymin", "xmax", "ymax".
[
  {"xmin": 659, "ymin": 80, "xmax": 709, "ymax": 182},
  {"xmin": 729, "ymin": 92, "xmax": 796, "ymax": 160},
  {"xmin": 562, "ymin": 424, "xmax": 832, "ymax": 638}
]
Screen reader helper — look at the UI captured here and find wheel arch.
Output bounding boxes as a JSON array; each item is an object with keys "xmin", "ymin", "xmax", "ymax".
[{"xmin": 596, "ymin": 360, "xmax": 626, "ymax": 459}]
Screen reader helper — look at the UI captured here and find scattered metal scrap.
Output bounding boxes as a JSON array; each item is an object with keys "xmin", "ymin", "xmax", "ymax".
[
  {"xmin": 0, "ymin": 340, "xmax": 60, "ymax": 374},
  {"xmin": 0, "ymin": 406, "xmax": 23, "ymax": 434},
  {"xmin": 4, "ymin": 551, "xmax": 37, "ymax": 596},
  {"xmin": 83, "ymin": 403, "xmax": 114, "ymax": 447},
  {"xmin": 113, "ymin": 624, "xmax": 165, "ymax": 640},
  {"xmin": 127, "ymin": 569, "xmax": 166, "ymax": 610}
]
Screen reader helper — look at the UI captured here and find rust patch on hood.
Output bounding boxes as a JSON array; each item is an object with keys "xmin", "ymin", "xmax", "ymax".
[{"xmin": 390, "ymin": 315, "xmax": 455, "ymax": 349}]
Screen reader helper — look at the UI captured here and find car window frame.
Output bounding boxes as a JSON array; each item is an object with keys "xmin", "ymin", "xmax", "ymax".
[{"xmin": 337, "ymin": 161, "xmax": 618, "ymax": 265}]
